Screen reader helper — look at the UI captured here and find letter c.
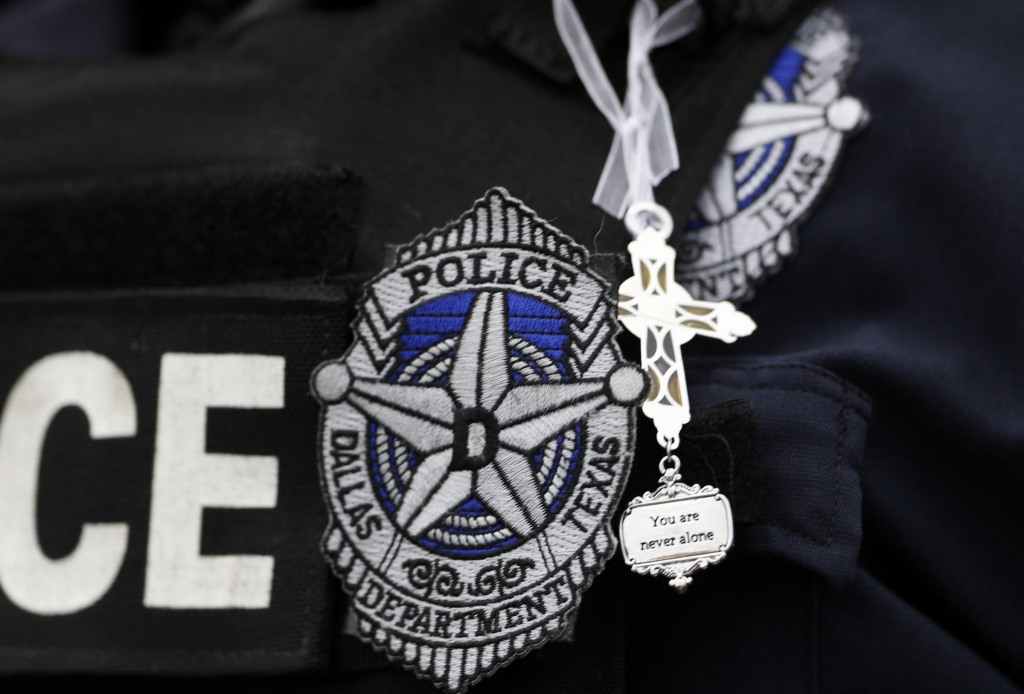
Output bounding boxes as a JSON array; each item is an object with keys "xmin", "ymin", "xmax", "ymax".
[
  {"xmin": 518, "ymin": 257, "xmax": 547, "ymax": 289},
  {"xmin": 0, "ymin": 352, "xmax": 135, "ymax": 615}
]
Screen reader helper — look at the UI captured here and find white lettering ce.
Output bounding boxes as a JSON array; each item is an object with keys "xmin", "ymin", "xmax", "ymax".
[{"xmin": 0, "ymin": 351, "xmax": 284, "ymax": 615}]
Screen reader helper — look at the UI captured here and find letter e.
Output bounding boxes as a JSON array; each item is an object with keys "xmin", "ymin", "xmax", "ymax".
[{"xmin": 144, "ymin": 353, "xmax": 283, "ymax": 609}]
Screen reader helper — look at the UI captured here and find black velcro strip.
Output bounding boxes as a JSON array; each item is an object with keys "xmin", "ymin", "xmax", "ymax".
[{"xmin": 0, "ymin": 162, "xmax": 363, "ymax": 291}]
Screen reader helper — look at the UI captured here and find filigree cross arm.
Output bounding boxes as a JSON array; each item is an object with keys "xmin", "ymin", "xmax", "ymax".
[{"xmin": 617, "ymin": 221, "xmax": 755, "ymax": 445}]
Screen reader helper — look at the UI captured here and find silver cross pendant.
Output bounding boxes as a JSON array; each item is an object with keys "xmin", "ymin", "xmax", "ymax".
[{"xmin": 616, "ymin": 202, "xmax": 756, "ymax": 592}]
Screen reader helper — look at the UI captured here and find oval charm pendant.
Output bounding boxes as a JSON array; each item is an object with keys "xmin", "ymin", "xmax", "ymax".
[{"xmin": 619, "ymin": 463, "xmax": 734, "ymax": 593}]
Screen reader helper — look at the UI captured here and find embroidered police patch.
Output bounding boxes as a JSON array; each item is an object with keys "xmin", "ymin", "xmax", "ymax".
[
  {"xmin": 677, "ymin": 6, "xmax": 869, "ymax": 302},
  {"xmin": 312, "ymin": 188, "xmax": 645, "ymax": 692}
]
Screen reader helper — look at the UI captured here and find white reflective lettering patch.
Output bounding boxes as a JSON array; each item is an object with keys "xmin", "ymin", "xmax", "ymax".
[
  {"xmin": 144, "ymin": 353, "xmax": 284, "ymax": 610},
  {"xmin": 0, "ymin": 351, "xmax": 135, "ymax": 615},
  {"xmin": 0, "ymin": 288, "xmax": 344, "ymax": 671}
]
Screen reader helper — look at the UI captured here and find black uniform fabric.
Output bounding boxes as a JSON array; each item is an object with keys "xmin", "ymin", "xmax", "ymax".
[
  {"xmin": 0, "ymin": 0, "xmax": 816, "ymax": 283},
  {"xmin": 0, "ymin": 0, "xmax": 1021, "ymax": 693},
  {"xmin": 0, "ymin": 163, "xmax": 363, "ymax": 290}
]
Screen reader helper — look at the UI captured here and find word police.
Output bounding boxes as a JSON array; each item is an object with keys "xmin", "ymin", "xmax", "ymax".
[
  {"xmin": 0, "ymin": 351, "xmax": 283, "ymax": 616},
  {"xmin": 401, "ymin": 250, "xmax": 579, "ymax": 303}
]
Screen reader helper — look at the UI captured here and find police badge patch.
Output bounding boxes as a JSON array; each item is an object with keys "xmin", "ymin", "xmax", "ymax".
[
  {"xmin": 678, "ymin": 6, "xmax": 869, "ymax": 302},
  {"xmin": 312, "ymin": 188, "xmax": 646, "ymax": 692}
]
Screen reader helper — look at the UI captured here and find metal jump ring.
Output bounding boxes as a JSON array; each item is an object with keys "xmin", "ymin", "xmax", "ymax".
[
  {"xmin": 664, "ymin": 437, "xmax": 678, "ymax": 460},
  {"xmin": 659, "ymin": 454, "xmax": 681, "ymax": 475},
  {"xmin": 624, "ymin": 201, "xmax": 674, "ymax": 240}
]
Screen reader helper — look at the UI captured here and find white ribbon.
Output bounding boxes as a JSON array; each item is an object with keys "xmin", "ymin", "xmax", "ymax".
[{"xmin": 553, "ymin": 0, "xmax": 703, "ymax": 224}]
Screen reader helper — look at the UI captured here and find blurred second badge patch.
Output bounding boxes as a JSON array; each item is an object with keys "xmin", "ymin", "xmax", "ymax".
[
  {"xmin": 312, "ymin": 188, "xmax": 645, "ymax": 693},
  {"xmin": 678, "ymin": 6, "xmax": 869, "ymax": 302}
]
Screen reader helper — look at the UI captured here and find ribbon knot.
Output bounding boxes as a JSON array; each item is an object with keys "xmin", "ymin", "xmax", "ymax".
[{"xmin": 554, "ymin": 0, "xmax": 703, "ymax": 224}]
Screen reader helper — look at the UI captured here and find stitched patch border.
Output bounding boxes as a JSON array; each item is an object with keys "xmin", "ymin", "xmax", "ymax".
[{"xmin": 312, "ymin": 188, "xmax": 643, "ymax": 692}]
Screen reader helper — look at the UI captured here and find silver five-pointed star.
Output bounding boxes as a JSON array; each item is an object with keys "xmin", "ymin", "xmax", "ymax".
[{"xmin": 314, "ymin": 291, "xmax": 646, "ymax": 538}]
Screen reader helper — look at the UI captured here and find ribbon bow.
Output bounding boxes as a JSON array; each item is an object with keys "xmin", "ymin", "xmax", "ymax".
[{"xmin": 553, "ymin": 0, "xmax": 703, "ymax": 222}]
